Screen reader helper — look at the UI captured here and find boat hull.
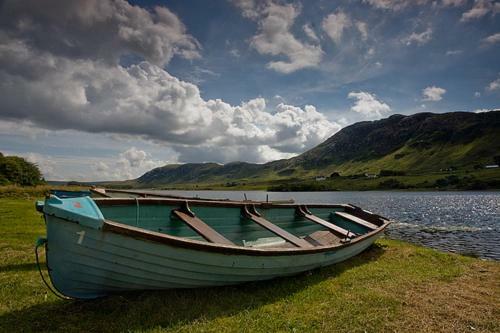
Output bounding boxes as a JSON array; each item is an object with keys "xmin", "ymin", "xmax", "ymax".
[{"xmin": 46, "ymin": 214, "xmax": 382, "ymax": 299}]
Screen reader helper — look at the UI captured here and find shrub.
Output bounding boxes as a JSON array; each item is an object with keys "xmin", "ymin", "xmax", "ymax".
[
  {"xmin": 0, "ymin": 153, "xmax": 45, "ymax": 186},
  {"xmin": 379, "ymin": 169, "xmax": 406, "ymax": 177},
  {"xmin": 377, "ymin": 179, "xmax": 407, "ymax": 189}
]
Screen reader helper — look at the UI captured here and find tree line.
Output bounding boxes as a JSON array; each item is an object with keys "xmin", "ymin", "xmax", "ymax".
[{"xmin": 0, "ymin": 152, "xmax": 45, "ymax": 186}]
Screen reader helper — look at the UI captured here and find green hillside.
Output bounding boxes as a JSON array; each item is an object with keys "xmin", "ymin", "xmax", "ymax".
[{"xmin": 123, "ymin": 111, "xmax": 500, "ymax": 190}]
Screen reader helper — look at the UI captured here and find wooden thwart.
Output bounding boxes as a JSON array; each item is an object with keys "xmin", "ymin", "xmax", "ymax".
[
  {"xmin": 335, "ymin": 211, "xmax": 378, "ymax": 230},
  {"xmin": 243, "ymin": 205, "xmax": 313, "ymax": 248},
  {"xmin": 296, "ymin": 206, "xmax": 354, "ymax": 238},
  {"xmin": 172, "ymin": 209, "xmax": 234, "ymax": 246}
]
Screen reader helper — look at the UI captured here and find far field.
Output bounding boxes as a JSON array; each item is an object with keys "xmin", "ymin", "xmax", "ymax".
[
  {"xmin": 127, "ymin": 167, "xmax": 500, "ymax": 191},
  {"xmin": 1, "ymin": 196, "xmax": 498, "ymax": 332}
]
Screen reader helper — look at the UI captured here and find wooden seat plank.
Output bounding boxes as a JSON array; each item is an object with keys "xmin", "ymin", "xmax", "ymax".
[
  {"xmin": 243, "ymin": 206, "xmax": 313, "ymax": 248},
  {"xmin": 172, "ymin": 210, "xmax": 234, "ymax": 246},
  {"xmin": 335, "ymin": 211, "xmax": 378, "ymax": 230},
  {"xmin": 297, "ymin": 207, "xmax": 354, "ymax": 238}
]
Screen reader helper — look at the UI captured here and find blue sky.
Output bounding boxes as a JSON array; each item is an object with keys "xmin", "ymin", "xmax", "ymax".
[{"xmin": 0, "ymin": 0, "xmax": 499, "ymax": 181}]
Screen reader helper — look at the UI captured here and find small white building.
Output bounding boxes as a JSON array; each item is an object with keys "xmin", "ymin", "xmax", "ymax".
[
  {"xmin": 365, "ymin": 173, "xmax": 378, "ymax": 178},
  {"xmin": 315, "ymin": 176, "xmax": 326, "ymax": 181},
  {"xmin": 485, "ymin": 164, "xmax": 499, "ymax": 169}
]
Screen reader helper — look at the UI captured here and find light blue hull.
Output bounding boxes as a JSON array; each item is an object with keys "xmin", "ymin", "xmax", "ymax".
[{"xmin": 46, "ymin": 215, "xmax": 382, "ymax": 299}]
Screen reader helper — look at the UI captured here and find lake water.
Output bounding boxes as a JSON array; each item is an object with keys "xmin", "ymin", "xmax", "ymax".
[{"xmin": 147, "ymin": 190, "xmax": 500, "ymax": 260}]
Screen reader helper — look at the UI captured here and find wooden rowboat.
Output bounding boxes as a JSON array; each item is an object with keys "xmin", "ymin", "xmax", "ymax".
[{"xmin": 35, "ymin": 195, "xmax": 391, "ymax": 299}]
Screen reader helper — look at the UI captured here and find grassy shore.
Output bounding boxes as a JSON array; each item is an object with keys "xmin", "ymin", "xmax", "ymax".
[
  {"xmin": 132, "ymin": 168, "xmax": 500, "ymax": 191},
  {"xmin": 0, "ymin": 197, "xmax": 499, "ymax": 333},
  {"xmin": 0, "ymin": 185, "xmax": 89, "ymax": 199}
]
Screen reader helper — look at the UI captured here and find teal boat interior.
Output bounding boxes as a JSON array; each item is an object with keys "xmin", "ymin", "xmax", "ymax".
[{"xmin": 91, "ymin": 198, "xmax": 389, "ymax": 251}]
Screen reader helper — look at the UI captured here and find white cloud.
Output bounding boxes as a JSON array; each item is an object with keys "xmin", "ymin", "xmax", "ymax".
[
  {"xmin": 232, "ymin": 1, "xmax": 323, "ymax": 73},
  {"xmin": 422, "ymin": 86, "xmax": 447, "ymax": 101},
  {"xmin": 460, "ymin": 0, "xmax": 500, "ymax": 22},
  {"xmin": 487, "ymin": 77, "xmax": 500, "ymax": 91},
  {"xmin": 442, "ymin": 0, "xmax": 467, "ymax": 6},
  {"xmin": 364, "ymin": 0, "xmax": 467, "ymax": 11},
  {"xmin": 230, "ymin": 0, "xmax": 259, "ymax": 19},
  {"xmin": 355, "ymin": 21, "xmax": 369, "ymax": 40},
  {"xmin": 474, "ymin": 91, "xmax": 481, "ymax": 97},
  {"xmin": 183, "ymin": 66, "xmax": 220, "ymax": 84},
  {"xmin": 363, "ymin": 0, "xmax": 429, "ymax": 11},
  {"xmin": 321, "ymin": 12, "xmax": 368, "ymax": 45},
  {"xmin": 93, "ymin": 147, "xmax": 167, "ymax": 180},
  {"xmin": 402, "ymin": 28, "xmax": 433, "ymax": 46},
  {"xmin": 23, "ymin": 152, "xmax": 56, "ymax": 180},
  {"xmin": 481, "ymin": 33, "xmax": 500, "ymax": 44},
  {"xmin": 303, "ymin": 24, "xmax": 319, "ymax": 42},
  {"xmin": 322, "ymin": 11, "xmax": 352, "ymax": 44},
  {"xmin": 0, "ymin": 0, "xmax": 200, "ymax": 66},
  {"xmin": 473, "ymin": 108, "xmax": 499, "ymax": 113},
  {"xmin": 347, "ymin": 91, "xmax": 391, "ymax": 120},
  {"xmin": 446, "ymin": 50, "xmax": 463, "ymax": 55},
  {"xmin": 95, "ymin": 161, "xmax": 110, "ymax": 173},
  {"xmin": 0, "ymin": 42, "xmax": 339, "ymax": 164},
  {"xmin": 0, "ymin": 0, "xmax": 341, "ymax": 165},
  {"xmin": 229, "ymin": 48, "xmax": 241, "ymax": 57},
  {"xmin": 121, "ymin": 147, "xmax": 148, "ymax": 168}
]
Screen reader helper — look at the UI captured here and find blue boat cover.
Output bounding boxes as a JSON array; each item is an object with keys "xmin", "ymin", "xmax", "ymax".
[{"xmin": 42, "ymin": 195, "xmax": 104, "ymax": 229}]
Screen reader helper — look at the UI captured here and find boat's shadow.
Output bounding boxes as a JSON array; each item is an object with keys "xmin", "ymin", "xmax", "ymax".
[{"xmin": 0, "ymin": 244, "xmax": 386, "ymax": 332}]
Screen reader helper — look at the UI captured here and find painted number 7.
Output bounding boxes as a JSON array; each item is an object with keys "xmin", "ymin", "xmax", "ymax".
[{"xmin": 76, "ymin": 230, "xmax": 86, "ymax": 244}]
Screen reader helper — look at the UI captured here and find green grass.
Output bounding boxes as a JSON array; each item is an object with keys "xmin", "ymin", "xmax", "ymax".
[
  {"xmin": 151, "ymin": 168, "xmax": 500, "ymax": 191},
  {"xmin": 0, "ymin": 185, "xmax": 88, "ymax": 199},
  {"xmin": 1, "ymin": 198, "xmax": 499, "ymax": 332}
]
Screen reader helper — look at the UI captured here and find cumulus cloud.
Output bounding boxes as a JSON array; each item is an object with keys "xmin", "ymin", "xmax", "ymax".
[
  {"xmin": 6, "ymin": 151, "xmax": 84, "ymax": 181},
  {"xmin": 422, "ymin": 86, "xmax": 447, "ymax": 101},
  {"xmin": 322, "ymin": 11, "xmax": 352, "ymax": 44},
  {"xmin": 347, "ymin": 91, "xmax": 391, "ymax": 120},
  {"xmin": 4, "ymin": 146, "xmax": 173, "ymax": 181},
  {"xmin": 23, "ymin": 153, "xmax": 56, "ymax": 180},
  {"xmin": 363, "ymin": 0, "xmax": 429, "ymax": 11},
  {"xmin": 230, "ymin": 0, "xmax": 260, "ymax": 19},
  {"xmin": 402, "ymin": 28, "xmax": 433, "ymax": 46},
  {"xmin": 355, "ymin": 21, "xmax": 369, "ymax": 41},
  {"xmin": 481, "ymin": 32, "xmax": 500, "ymax": 44},
  {"xmin": 0, "ymin": 0, "xmax": 340, "ymax": 165},
  {"xmin": 303, "ymin": 24, "xmax": 319, "ymax": 42},
  {"xmin": 487, "ymin": 77, "xmax": 500, "ymax": 91},
  {"xmin": 460, "ymin": 0, "xmax": 500, "ymax": 22},
  {"xmin": 0, "ymin": 44, "xmax": 338, "ymax": 161},
  {"xmin": 0, "ymin": 0, "xmax": 200, "ymax": 66},
  {"xmin": 364, "ymin": 0, "xmax": 466, "ymax": 11},
  {"xmin": 473, "ymin": 108, "xmax": 500, "ymax": 113},
  {"xmin": 232, "ymin": 0, "xmax": 323, "ymax": 73},
  {"xmin": 442, "ymin": 0, "xmax": 468, "ymax": 6},
  {"xmin": 174, "ymin": 144, "xmax": 296, "ymax": 165},
  {"xmin": 94, "ymin": 147, "xmax": 167, "ymax": 180}
]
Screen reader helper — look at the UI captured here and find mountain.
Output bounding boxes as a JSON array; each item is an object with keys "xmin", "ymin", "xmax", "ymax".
[{"xmin": 131, "ymin": 111, "xmax": 500, "ymax": 187}]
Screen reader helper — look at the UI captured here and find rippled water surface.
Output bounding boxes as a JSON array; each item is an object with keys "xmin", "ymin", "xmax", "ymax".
[{"xmin": 150, "ymin": 190, "xmax": 500, "ymax": 260}]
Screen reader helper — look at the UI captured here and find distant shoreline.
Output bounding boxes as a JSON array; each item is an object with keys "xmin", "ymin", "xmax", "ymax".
[{"xmin": 105, "ymin": 168, "xmax": 500, "ymax": 192}]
